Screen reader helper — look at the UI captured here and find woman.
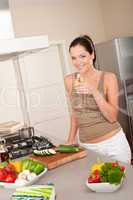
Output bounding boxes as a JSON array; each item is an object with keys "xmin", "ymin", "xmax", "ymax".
[{"xmin": 64, "ymin": 35, "xmax": 131, "ymax": 164}]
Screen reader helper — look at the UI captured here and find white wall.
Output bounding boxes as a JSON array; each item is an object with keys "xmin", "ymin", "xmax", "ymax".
[
  {"xmin": 99, "ymin": 0, "xmax": 133, "ymax": 40},
  {"xmin": 9, "ymin": 0, "xmax": 133, "ymax": 50},
  {"xmin": 9, "ymin": 0, "xmax": 106, "ymax": 44}
]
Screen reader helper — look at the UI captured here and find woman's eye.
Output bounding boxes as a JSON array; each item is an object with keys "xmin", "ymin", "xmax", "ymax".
[
  {"xmin": 71, "ymin": 55, "xmax": 86, "ymax": 60},
  {"xmin": 80, "ymin": 55, "xmax": 86, "ymax": 58}
]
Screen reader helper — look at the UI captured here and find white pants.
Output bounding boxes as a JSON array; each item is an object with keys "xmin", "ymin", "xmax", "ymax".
[{"xmin": 79, "ymin": 129, "xmax": 131, "ymax": 164}]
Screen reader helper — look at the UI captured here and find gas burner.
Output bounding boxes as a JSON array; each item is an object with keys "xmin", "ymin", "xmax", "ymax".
[
  {"xmin": 32, "ymin": 136, "xmax": 55, "ymax": 150},
  {"xmin": 9, "ymin": 148, "xmax": 33, "ymax": 159},
  {"xmin": 0, "ymin": 127, "xmax": 35, "ymax": 159}
]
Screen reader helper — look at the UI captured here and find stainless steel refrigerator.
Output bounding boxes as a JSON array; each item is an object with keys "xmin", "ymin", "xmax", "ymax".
[{"xmin": 95, "ymin": 36, "xmax": 133, "ymax": 156}]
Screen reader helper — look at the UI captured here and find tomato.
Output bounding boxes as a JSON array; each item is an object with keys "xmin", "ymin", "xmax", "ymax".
[
  {"xmin": 88, "ymin": 173, "xmax": 101, "ymax": 183},
  {"xmin": 4, "ymin": 174, "xmax": 16, "ymax": 183},
  {"xmin": 4, "ymin": 166, "xmax": 14, "ymax": 173},
  {"xmin": 0, "ymin": 169, "xmax": 7, "ymax": 181},
  {"xmin": 93, "ymin": 174, "xmax": 101, "ymax": 183},
  {"xmin": 120, "ymin": 165, "xmax": 125, "ymax": 171},
  {"xmin": 93, "ymin": 169, "xmax": 100, "ymax": 175},
  {"xmin": 88, "ymin": 176, "xmax": 94, "ymax": 183},
  {"xmin": 112, "ymin": 162, "xmax": 119, "ymax": 167}
]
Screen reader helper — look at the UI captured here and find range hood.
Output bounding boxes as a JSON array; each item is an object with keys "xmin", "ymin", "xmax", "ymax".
[
  {"xmin": 0, "ymin": 35, "xmax": 48, "ymax": 58},
  {"xmin": 0, "ymin": 0, "xmax": 49, "ymax": 57}
]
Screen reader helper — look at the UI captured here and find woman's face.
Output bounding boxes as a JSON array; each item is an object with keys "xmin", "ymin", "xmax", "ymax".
[{"xmin": 70, "ymin": 44, "xmax": 94, "ymax": 73}]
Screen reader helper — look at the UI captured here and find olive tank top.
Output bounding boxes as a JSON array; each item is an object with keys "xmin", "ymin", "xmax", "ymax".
[{"xmin": 71, "ymin": 72, "xmax": 121, "ymax": 143}]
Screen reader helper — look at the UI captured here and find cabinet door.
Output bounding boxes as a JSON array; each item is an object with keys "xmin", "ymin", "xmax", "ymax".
[
  {"xmin": 0, "ymin": 59, "xmax": 23, "ymax": 122},
  {"xmin": 20, "ymin": 45, "xmax": 70, "ymax": 144}
]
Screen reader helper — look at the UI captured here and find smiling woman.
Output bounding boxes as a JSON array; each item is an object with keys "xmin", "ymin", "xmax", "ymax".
[{"xmin": 64, "ymin": 35, "xmax": 131, "ymax": 164}]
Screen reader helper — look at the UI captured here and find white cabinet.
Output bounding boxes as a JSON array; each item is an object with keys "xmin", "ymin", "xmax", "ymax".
[{"xmin": 20, "ymin": 44, "xmax": 70, "ymax": 144}]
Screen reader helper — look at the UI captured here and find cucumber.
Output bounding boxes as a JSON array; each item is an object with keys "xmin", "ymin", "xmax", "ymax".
[
  {"xmin": 56, "ymin": 145, "xmax": 80, "ymax": 153},
  {"xmin": 33, "ymin": 149, "xmax": 56, "ymax": 156},
  {"xmin": 45, "ymin": 149, "xmax": 51, "ymax": 155},
  {"xmin": 33, "ymin": 150, "xmax": 41, "ymax": 156},
  {"xmin": 45, "ymin": 149, "xmax": 56, "ymax": 155},
  {"xmin": 48, "ymin": 149, "xmax": 56, "ymax": 155},
  {"xmin": 42, "ymin": 150, "xmax": 47, "ymax": 155}
]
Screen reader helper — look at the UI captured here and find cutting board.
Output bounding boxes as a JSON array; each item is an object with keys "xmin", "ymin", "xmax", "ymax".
[{"xmin": 30, "ymin": 148, "xmax": 87, "ymax": 170}]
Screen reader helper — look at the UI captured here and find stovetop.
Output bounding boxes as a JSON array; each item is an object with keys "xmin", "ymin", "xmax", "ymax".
[{"xmin": 0, "ymin": 127, "xmax": 55, "ymax": 159}]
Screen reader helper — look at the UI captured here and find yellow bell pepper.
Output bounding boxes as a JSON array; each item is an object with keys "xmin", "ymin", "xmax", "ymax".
[
  {"xmin": 91, "ymin": 163, "xmax": 104, "ymax": 173},
  {"xmin": 9, "ymin": 160, "xmax": 22, "ymax": 173}
]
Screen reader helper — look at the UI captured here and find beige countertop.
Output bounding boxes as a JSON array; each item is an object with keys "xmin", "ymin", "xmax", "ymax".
[{"xmin": 0, "ymin": 150, "xmax": 133, "ymax": 199}]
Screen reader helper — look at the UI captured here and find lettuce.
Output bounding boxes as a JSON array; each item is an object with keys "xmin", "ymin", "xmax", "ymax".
[{"xmin": 100, "ymin": 162, "xmax": 124, "ymax": 185}]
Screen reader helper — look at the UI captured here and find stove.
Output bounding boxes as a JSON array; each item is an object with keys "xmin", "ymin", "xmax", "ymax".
[{"xmin": 0, "ymin": 126, "xmax": 55, "ymax": 159}]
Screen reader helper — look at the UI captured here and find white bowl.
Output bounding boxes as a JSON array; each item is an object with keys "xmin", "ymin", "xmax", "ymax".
[
  {"xmin": 0, "ymin": 168, "xmax": 47, "ymax": 189},
  {"xmin": 86, "ymin": 179, "xmax": 123, "ymax": 193}
]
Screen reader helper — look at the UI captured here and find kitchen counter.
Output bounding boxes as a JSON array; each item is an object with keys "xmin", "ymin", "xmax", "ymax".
[{"xmin": 0, "ymin": 150, "xmax": 133, "ymax": 199}]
